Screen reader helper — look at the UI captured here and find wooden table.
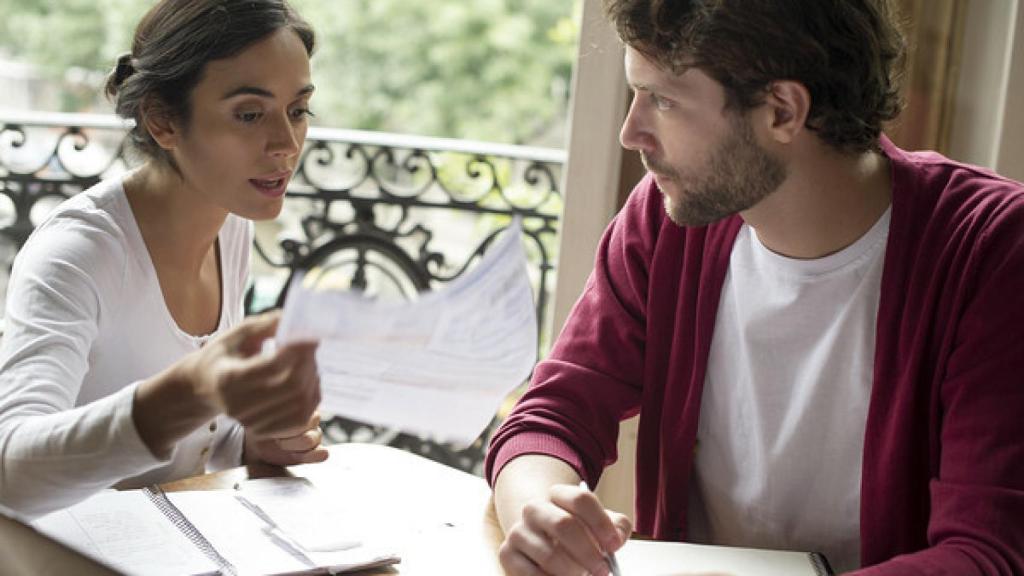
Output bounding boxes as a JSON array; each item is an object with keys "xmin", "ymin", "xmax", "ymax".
[{"xmin": 163, "ymin": 442, "xmax": 506, "ymax": 575}]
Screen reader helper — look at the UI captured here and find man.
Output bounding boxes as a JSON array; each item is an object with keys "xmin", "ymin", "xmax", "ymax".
[{"xmin": 486, "ymin": 1, "xmax": 1024, "ymax": 574}]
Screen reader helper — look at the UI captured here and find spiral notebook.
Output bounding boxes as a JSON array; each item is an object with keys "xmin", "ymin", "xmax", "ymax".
[{"xmin": 31, "ymin": 480, "xmax": 400, "ymax": 576}]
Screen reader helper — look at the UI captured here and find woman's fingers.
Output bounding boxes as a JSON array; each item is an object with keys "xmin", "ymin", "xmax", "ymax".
[
  {"xmin": 216, "ymin": 310, "xmax": 281, "ymax": 356},
  {"xmin": 274, "ymin": 427, "xmax": 322, "ymax": 452},
  {"xmin": 246, "ymin": 411, "xmax": 329, "ymax": 466},
  {"xmin": 215, "ymin": 341, "xmax": 321, "ymax": 436}
]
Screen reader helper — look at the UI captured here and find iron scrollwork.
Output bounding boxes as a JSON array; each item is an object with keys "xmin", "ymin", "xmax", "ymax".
[{"xmin": 0, "ymin": 113, "xmax": 565, "ymax": 476}]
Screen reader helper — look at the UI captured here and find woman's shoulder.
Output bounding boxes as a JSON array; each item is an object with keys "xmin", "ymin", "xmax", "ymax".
[{"xmin": 16, "ymin": 177, "xmax": 133, "ymax": 273}]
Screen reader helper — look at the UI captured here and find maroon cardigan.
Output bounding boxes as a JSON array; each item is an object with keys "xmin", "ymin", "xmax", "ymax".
[{"xmin": 487, "ymin": 138, "xmax": 1024, "ymax": 574}]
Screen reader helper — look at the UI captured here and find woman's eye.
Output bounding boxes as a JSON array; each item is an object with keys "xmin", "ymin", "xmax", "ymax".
[
  {"xmin": 290, "ymin": 107, "xmax": 315, "ymax": 120},
  {"xmin": 236, "ymin": 111, "xmax": 262, "ymax": 123}
]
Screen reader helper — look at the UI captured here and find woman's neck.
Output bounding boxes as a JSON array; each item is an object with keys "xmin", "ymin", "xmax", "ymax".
[{"xmin": 123, "ymin": 162, "xmax": 228, "ymax": 274}]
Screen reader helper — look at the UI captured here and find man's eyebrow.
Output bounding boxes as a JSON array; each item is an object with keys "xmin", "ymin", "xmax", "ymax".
[{"xmin": 221, "ymin": 84, "xmax": 316, "ymax": 100}]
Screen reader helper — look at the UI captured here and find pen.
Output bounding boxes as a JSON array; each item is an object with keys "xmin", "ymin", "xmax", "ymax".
[
  {"xmin": 234, "ymin": 493, "xmax": 316, "ymax": 567},
  {"xmin": 579, "ymin": 481, "xmax": 623, "ymax": 576},
  {"xmin": 263, "ymin": 525, "xmax": 317, "ymax": 568}
]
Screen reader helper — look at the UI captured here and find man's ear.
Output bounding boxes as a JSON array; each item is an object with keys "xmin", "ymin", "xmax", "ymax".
[
  {"xmin": 140, "ymin": 97, "xmax": 179, "ymax": 151},
  {"xmin": 761, "ymin": 80, "xmax": 811, "ymax": 145}
]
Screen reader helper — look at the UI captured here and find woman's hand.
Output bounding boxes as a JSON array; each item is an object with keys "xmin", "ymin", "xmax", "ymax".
[
  {"xmin": 184, "ymin": 311, "xmax": 321, "ymax": 440},
  {"xmin": 244, "ymin": 410, "xmax": 330, "ymax": 466},
  {"xmin": 134, "ymin": 311, "xmax": 322, "ymax": 459}
]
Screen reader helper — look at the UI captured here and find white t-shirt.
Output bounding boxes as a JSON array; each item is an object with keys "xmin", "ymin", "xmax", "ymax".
[
  {"xmin": 688, "ymin": 208, "xmax": 891, "ymax": 573},
  {"xmin": 0, "ymin": 176, "xmax": 252, "ymax": 518}
]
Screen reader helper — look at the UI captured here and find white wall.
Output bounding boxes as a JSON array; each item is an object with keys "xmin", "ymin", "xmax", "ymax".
[
  {"xmin": 553, "ymin": 1, "xmax": 627, "ymax": 335},
  {"xmin": 996, "ymin": 1, "xmax": 1024, "ymax": 180},
  {"xmin": 554, "ymin": 0, "xmax": 637, "ymax": 519},
  {"xmin": 948, "ymin": 0, "xmax": 1023, "ymax": 180}
]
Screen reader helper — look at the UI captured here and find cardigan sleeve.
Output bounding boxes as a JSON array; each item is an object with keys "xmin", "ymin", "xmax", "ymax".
[
  {"xmin": 485, "ymin": 176, "xmax": 663, "ymax": 486},
  {"xmin": 853, "ymin": 192, "xmax": 1024, "ymax": 575}
]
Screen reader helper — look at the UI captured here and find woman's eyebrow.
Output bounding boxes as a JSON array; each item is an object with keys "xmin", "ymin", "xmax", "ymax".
[{"xmin": 221, "ymin": 84, "xmax": 315, "ymax": 100}]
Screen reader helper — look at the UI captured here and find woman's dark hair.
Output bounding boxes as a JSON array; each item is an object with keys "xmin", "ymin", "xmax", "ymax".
[
  {"xmin": 605, "ymin": 0, "xmax": 906, "ymax": 153},
  {"xmin": 104, "ymin": 0, "xmax": 315, "ymax": 164}
]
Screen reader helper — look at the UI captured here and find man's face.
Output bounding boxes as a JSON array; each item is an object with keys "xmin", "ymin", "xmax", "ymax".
[{"xmin": 620, "ymin": 47, "xmax": 786, "ymax": 227}]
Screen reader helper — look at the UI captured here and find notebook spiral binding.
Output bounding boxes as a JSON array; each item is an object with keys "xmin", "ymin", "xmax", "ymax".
[{"xmin": 143, "ymin": 486, "xmax": 238, "ymax": 576}]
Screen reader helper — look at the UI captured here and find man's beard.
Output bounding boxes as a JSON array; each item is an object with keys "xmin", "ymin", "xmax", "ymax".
[{"xmin": 645, "ymin": 114, "xmax": 787, "ymax": 227}]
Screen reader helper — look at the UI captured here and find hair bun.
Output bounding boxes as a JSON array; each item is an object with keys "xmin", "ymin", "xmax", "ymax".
[{"xmin": 113, "ymin": 53, "xmax": 136, "ymax": 86}]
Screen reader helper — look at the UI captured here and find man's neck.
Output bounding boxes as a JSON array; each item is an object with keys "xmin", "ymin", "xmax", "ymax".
[{"xmin": 740, "ymin": 145, "xmax": 892, "ymax": 260}]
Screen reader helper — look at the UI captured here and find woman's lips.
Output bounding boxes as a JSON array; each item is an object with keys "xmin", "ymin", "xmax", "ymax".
[{"xmin": 249, "ymin": 174, "xmax": 290, "ymax": 198}]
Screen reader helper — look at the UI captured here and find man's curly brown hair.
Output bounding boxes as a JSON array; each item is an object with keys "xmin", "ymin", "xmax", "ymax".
[{"xmin": 605, "ymin": 0, "xmax": 907, "ymax": 153}]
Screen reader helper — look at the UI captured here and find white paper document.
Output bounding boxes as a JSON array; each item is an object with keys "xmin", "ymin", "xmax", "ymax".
[{"xmin": 276, "ymin": 220, "xmax": 538, "ymax": 447}]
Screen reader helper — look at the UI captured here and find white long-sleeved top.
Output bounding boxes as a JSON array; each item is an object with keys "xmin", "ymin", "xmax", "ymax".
[{"xmin": 0, "ymin": 176, "xmax": 251, "ymax": 518}]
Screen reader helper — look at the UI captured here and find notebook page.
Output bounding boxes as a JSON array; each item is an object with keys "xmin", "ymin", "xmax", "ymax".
[
  {"xmin": 166, "ymin": 490, "xmax": 304, "ymax": 576},
  {"xmin": 616, "ymin": 539, "xmax": 825, "ymax": 576},
  {"xmin": 31, "ymin": 490, "xmax": 218, "ymax": 576},
  {"xmin": 236, "ymin": 477, "xmax": 361, "ymax": 552},
  {"xmin": 168, "ymin": 487, "xmax": 400, "ymax": 576}
]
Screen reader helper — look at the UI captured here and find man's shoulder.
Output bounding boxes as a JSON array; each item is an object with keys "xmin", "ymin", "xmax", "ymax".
[{"xmin": 890, "ymin": 142, "xmax": 1023, "ymax": 207}]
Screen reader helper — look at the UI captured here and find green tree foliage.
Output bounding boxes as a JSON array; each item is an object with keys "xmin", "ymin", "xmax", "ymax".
[{"xmin": 0, "ymin": 0, "xmax": 581, "ymax": 147}]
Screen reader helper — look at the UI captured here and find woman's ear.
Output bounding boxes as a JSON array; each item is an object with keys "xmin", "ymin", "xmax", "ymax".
[
  {"xmin": 761, "ymin": 80, "xmax": 811, "ymax": 145},
  {"xmin": 140, "ymin": 97, "xmax": 179, "ymax": 151}
]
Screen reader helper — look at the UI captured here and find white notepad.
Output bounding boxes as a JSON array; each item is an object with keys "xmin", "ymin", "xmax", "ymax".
[{"xmin": 32, "ymin": 479, "xmax": 399, "ymax": 576}]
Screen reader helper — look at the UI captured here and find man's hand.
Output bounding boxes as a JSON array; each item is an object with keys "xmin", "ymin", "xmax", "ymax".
[
  {"xmin": 495, "ymin": 456, "xmax": 632, "ymax": 576},
  {"xmin": 244, "ymin": 411, "xmax": 330, "ymax": 466}
]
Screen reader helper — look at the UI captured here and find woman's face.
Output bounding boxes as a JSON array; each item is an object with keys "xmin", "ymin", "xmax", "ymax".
[{"xmin": 167, "ymin": 27, "xmax": 313, "ymax": 221}]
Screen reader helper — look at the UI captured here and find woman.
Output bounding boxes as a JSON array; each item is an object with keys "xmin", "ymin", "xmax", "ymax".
[{"xmin": 0, "ymin": 0, "xmax": 326, "ymax": 518}]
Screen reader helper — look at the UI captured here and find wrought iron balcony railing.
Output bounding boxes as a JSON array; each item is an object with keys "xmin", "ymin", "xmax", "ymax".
[{"xmin": 0, "ymin": 111, "xmax": 566, "ymax": 475}]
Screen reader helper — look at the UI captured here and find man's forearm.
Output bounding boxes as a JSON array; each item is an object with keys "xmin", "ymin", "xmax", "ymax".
[{"xmin": 493, "ymin": 454, "xmax": 583, "ymax": 533}]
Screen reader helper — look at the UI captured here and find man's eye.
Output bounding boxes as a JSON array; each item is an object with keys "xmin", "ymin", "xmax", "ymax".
[{"xmin": 650, "ymin": 94, "xmax": 673, "ymax": 111}]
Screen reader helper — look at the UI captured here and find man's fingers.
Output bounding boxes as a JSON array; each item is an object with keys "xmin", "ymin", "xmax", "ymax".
[
  {"xmin": 610, "ymin": 511, "xmax": 633, "ymax": 550},
  {"xmin": 503, "ymin": 522, "xmax": 591, "ymax": 576},
  {"xmin": 497, "ymin": 541, "xmax": 545, "ymax": 576},
  {"xmin": 523, "ymin": 500, "xmax": 610, "ymax": 576},
  {"xmin": 550, "ymin": 484, "xmax": 626, "ymax": 552}
]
